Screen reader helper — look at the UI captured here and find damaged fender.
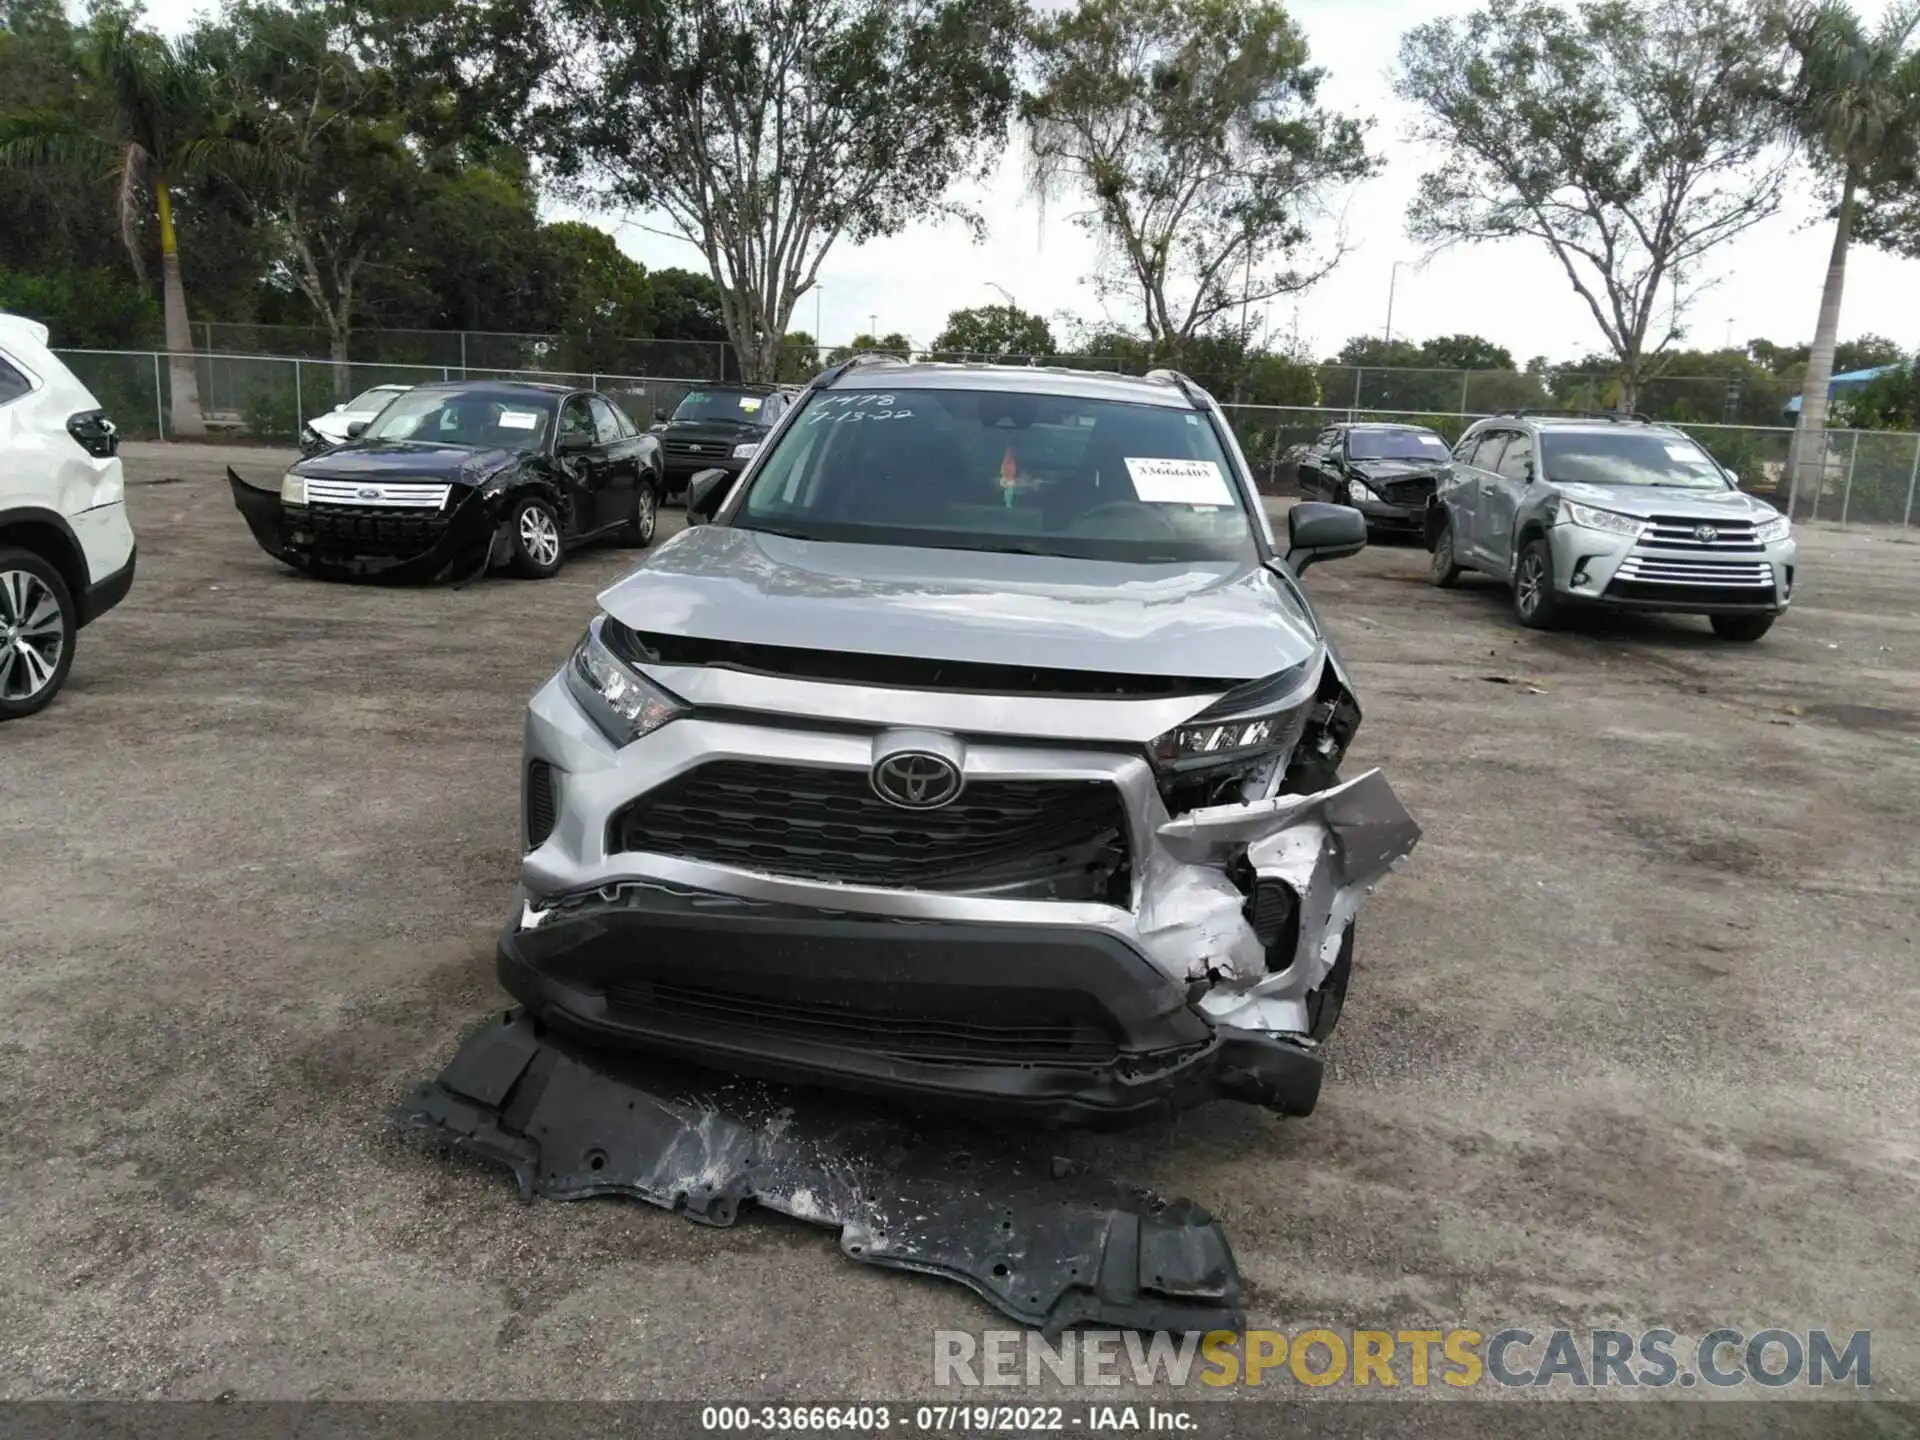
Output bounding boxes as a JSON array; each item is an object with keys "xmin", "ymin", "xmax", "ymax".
[{"xmin": 1139, "ymin": 768, "xmax": 1422, "ymax": 1036}]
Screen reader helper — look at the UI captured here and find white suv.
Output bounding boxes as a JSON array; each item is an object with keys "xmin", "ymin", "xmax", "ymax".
[{"xmin": 0, "ymin": 314, "xmax": 137, "ymax": 720}]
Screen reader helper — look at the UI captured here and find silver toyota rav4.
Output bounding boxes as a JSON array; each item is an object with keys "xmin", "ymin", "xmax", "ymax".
[
  {"xmin": 504, "ymin": 359, "xmax": 1421, "ymax": 1126},
  {"xmin": 1424, "ymin": 412, "xmax": 1796, "ymax": 640}
]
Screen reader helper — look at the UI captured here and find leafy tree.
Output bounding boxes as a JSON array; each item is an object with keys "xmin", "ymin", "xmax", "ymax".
[
  {"xmin": 931, "ymin": 304, "xmax": 1056, "ymax": 358},
  {"xmin": 827, "ymin": 331, "xmax": 913, "ymax": 363},
  {"xmin": 647, "ymin": 267, "xmax": 728, "ymax": 345},
  {"xmin": 535, "ymin": 219, "xmax": 653, "ymax": 371},
  {"xmin": 1023, "ymin": 0, "xmax": 1375, "ymax": 365},
  {"xmin": 531, "ymin": 0, "xmax": 1023, "ymax": 383},
  {"xmin": 1767, "ymin": 0, "xmax": 1920, "ymax": 512},
  {"xmin": 0, "ymin": 11, "xmax": 252, "ymax": 433},
  {"xmin": 1396, "ymin": 0, "xmax": 1786, "ymax": 413},
  {"xmin": 1839, "ymin": 360, "xmax": 1920, "ymax": 427},
  {"xmin": 1421, "ymin": 333, "xmax": 1516, "ymax": 372}
]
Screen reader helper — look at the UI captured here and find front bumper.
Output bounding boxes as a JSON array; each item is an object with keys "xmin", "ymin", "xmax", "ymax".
[
  {"xmin": 1348, "ymin": 495, "xmax": 1426, "ymax": 531},
  {"xmin": 504, "ymin": 671, "xmax": 1421, "ymax": 1123},
  {"xmin": 227, "ymin": 469, "xmax": 499, "ymax": 582},
  {"xmin": 1548, "ymin": 525, "xmax": 1796, "ymax": 615}
]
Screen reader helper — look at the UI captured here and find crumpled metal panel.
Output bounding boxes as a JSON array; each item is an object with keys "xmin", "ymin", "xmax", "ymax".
[{"xmin": 399, "ymin": 1010, "xmax": 1245, "ymax": 1335}]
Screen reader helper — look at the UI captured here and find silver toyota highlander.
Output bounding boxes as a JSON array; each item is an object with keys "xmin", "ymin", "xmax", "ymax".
[
  {"xmin": 503, "ymin": 358, "xmax": 1421, "ymax": 1126},
  {"xmin": 1424, "ymin": 411, "xmax": 1796, "ymax": 640}
]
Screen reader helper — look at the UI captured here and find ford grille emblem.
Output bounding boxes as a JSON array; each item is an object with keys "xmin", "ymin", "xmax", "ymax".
[
  {"xmin": 1693, "ymin": 524, "xmax": 1718, "ymax": 543},
  {"xmin": 871, "ymin": 751, "xmax": 963, "ymax": 810},
  {"xmin": 357, "ymin": 486, "xmax": 382, "ymax": 501}
]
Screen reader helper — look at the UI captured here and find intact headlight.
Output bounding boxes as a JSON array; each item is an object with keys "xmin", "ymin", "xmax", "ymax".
[
  {"xmin": 1348, "ymin": 479, "xmax": 1381, "ymax": 503},
  {"xmin": 564, "ymin": 616, "xmax": 686, "ymax": 746},
  {"xmin": 1753, "ymin": 514, "xmax": 1790, "ymax": 544},
  {"xmin": 732, "ymin": 441, "xmax": 760, "ymax": 459},
  {"xmin": 1149, "ymin": 661, "xmax": 1318, "ymax": 773},
  {"xmin": 1561, "ymin": 500, "xmax": 1645, "ymax": 537},
  {"xmin": 280, "ymin": 471, "xmax": 308, "ymax": 505}
]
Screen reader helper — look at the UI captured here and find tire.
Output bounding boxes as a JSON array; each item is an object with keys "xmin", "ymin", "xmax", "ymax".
[
  {"xmin": 1710, "ymin": 612, "xmax": 1776, "ymax": 642},
  {"xmin": 620, "ymin": 472, "xmax": 660, "ymax": 548},
  {"xmin": 0, "ymin": 548, "xmax": 78, "ymax": 722},
  {"xmin": 1428, "ymin": 516, "xmax": 1463, "ymax": 588},
  {"xmin": 1512, "ymin": 536, "xmax": 1563, "ymax": 629},
  {"xmin": 507, "ymin": 495, "xmax": 565, "ymax": 579},
  {"xmin": 1306, "ymin": 921, "xmax": 1355, "ymax": 1042}
]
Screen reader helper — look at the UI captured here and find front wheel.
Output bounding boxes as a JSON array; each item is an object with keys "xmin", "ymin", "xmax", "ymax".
[
  {"xmin": 1428, "ymin": 517, "xmax": 1463, "ymax": 588},
  {"xmin": 1512, "ymin": 537, "xmax": 1563, "ymax": 629},
  {"xmin": 0, "ymin": 549, "xmax": 77, "ymax": 722},
  {"xmin": 507, "ymin": 496, "xmax": 564, "ymax": 579},
  {"xmin": 1306, "ymin": 921, "xmax": 1355, "ymax": 1042},
  {"xmin": 621, "ymin": 473, "xmax": 660, "ymax": 548},
  {"xmin": 1710, "ymin": 612, "xmax": 1776, "ymax": 642}
]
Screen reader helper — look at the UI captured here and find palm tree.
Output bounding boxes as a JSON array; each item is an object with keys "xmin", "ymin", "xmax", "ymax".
[
  {"xmin": 1773, "ymin": 0, "xmax": 1920, "ymax": 517},
  {"xmin": 0, "ymin": 16, "xmax": 239, "ymax": 436}
]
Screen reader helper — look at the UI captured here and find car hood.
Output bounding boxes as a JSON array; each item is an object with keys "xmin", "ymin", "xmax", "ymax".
[
  {"xmin": 664, "ymin": 418, "xmax": 769, "ymax": 440},
  {"xmin": 291, "ymin": 440, "xmax": 527, "ymax": 486},
  {"xmin": 1553, "ymin": 482, "xmax": 1780, "ymax": 519},
  {"xmin": 597, "ymin": 525, "xmax": 1321, "ymax": 682},
  {"xmin": 1350, "ymin": 457, "xmax": 1449, "ymax": 479}
]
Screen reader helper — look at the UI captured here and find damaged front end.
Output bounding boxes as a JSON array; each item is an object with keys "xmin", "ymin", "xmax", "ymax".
[
  {"xmin": 504, "ymin": 614, "xmax": 1420, "ymax": 1127},
  {"xmin": 227, "ymin": 466, "xmax": 504, "ymax": 582}
]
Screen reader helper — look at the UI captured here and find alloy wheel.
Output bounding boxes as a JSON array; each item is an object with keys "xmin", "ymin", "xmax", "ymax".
[
  {"xmin": 1515, "ymin": 553, "xmax": 1543, "ymax": 617},
  {"xmin": 1433, "ymin": 529, "xmax": 1453, "ymax": 576},
  {"xmin": 520, "ymin": 506, "xmax": 561, "ymax": 568},
  {"xmin": 637, "ymin": 487, "xmax": 657, "ymax": 542},
  {"xmin": 0, "ymin": 568, "xmax": 66, "ymax": 702}
]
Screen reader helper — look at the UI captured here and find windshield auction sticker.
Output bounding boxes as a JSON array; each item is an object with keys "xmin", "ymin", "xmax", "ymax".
[
  {"xmin": 1124, "ymin": 456, "xmax": 1233, "ymax": 505},
  {"xmin": 497, "ymin": 410, "xmax": 541, "ymax": 430}
]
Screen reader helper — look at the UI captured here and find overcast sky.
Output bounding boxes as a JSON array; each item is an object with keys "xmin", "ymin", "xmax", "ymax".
[{"xmin": 146, "ymin": 0, "xmax": 1919, "ymax": 363}]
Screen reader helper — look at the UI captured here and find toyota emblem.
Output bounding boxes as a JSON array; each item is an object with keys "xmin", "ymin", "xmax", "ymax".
[
  {"xmin": 357, "ymin": 485, "xmax": 383, "ymax": 501},
  {"xmin": 1693, "ymin": 523, "xmax": 1719, "ymax": 543},
  {"xmin": 871, "ymin": 751, "xmax": 963, "ymax": 810}
]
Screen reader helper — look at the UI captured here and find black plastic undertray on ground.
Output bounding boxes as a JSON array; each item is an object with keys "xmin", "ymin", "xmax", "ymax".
[{"xmin": 397, "ymin": 1009, "xmax": 1244, "ymax": 1335}]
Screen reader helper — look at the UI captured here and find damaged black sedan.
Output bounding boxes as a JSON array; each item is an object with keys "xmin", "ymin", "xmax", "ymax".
[
  {"xmin": 229, "ymin": 381, "xmax": 664, "ymax": 581},
  {"xmin": 1297, "ymin": 422, "xmax": 1453, "ymax": 537},
  {"xmin": 503, "ymin": 358, "xmax": 1422, "ymax": 1128}
]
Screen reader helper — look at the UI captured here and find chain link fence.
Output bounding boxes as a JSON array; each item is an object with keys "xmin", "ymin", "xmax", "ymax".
[{"xmin": 51, "ymin": 349, "xmax": 1920, "ymax": 531}]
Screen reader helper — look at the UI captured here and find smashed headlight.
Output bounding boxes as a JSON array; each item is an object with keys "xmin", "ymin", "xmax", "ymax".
[
  {"xmin": 1151, "ymin": 660, "xmax": 1318, "ymax": 776},
  {"xmin": 280, "ymin": 471, "xmax": 308, "ymax": 505},
  {"xmin": 1560, "ymin": 500, "xmax": 1645, "ymax": 537},
  {"xmin": 565, "ymin": 616, "xmax": 686, "ymax": 746},
  {"xmin": 1753, "ymin": 514, "xmax": 1790, "ymax": 544}
]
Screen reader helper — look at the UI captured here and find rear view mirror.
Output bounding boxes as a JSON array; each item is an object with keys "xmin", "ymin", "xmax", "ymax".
[
  {"xmin": 1285, "ymin": 501, "xmax": 1367, "ymax": 575},
  {"xmin": 686, "ymin": 468, "xmax": 730, "ymax": 525}
]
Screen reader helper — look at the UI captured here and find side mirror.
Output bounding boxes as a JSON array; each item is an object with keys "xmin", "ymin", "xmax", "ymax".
[
  {"xmin": 650, "ymin": 421, "xmax": 668, "ymax": 433},
  {"xmin": 345, "ymin": 419, "xmax": 369, "ymax": 438},
  {"xmin": 1285, "ymin": 501, "xmax": 1367, "ymax": 575},
  {"xmin": 685, "ymin": 468, "xmax": 730, "ymax": 525}
]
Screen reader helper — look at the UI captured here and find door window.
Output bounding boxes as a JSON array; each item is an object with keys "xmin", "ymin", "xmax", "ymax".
[
  {"xmin": 1466, "ymin": 431, "xmax": 1509, "ymax": 471},
  {"xmin": 1495, "ymin": 431, "xmax": 1534, "ymax": 482},
  {"xmin": 0, "ymin": 355, "xmax": 32, "ymax": 406},
  {"xmin": 558, "ymin": 397, "xmax": 597, "ymax": 448},
  {"xmin": 588, "ymin": 395, "xmax": 625, "ymax": 446}
]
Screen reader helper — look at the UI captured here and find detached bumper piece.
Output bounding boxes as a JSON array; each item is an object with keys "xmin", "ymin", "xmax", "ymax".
[
  {"xmin": 227, "ymin": 468, "xmax": 497, "ymax": 583},
  {"xmin": 400, "ymin": 1010, "xmax": 1246, "ymax": 1335}
]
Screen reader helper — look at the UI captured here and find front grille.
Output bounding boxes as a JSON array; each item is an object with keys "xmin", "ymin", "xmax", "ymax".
[
  {"xmin": 1379, "ymin": 477, "xmax": 1437, "ymax": 506},
  {"xmin": 1605, "ymin": 579, "xmax": 1778, "ymax": 607},
  {"xmin": 306, "ymin": 479, "xmax": 451, "ymax": 508},
  {"xmin": 526, "ymin": 760, "xmax": 556, "ymax": 848},
  {"xmin": 299, "ymin": 505, "xmax": 452, "ymax": 557},
  {"xmin": 664, "ymin": 439, "xmax": 725, "ymax": 458},
  {"xmin": 609, "ymin": 760, "xmax": 1132, "ymax": 895},
  {"xmin": 1639, "ymin": 515, "xmax": 1762, "ymax": 552},
  {"xmin": 1613, "ymin": 556, "xmax": 1773, "ymax": 587},
  {"xmin": 603, "ymin": 981, "xmax": 1123, "ymax": 1067}
]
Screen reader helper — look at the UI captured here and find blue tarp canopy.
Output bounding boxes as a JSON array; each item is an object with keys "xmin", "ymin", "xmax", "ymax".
[{"xmin": 1783, "ymin": 364, "xmax": 1903, "ymax": 415}]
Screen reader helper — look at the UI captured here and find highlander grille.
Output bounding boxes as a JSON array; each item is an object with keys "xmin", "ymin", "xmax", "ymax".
[
  {"xmin": 1639, "ymin": 515, "xmax": 1761, "ymax": 552},
  {"xmin": 1614, "ymin": 556, "xmax": 1773, "ymax": 587},
  {"xmin": 603, "ymin": 981, "xmax": 1123, "ymax": 1067},
  {"xmin": 306, "ymin": 479, "xmax": 451, "ymax": 509},
  {"xmin": 609, "ymin": 760, "xmax": 1132, "ymax": 896}
]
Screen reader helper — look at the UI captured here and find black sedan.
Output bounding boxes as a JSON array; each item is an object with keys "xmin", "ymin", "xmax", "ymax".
[
  {"xmin": 1296, "ymin": 422, "xmax": 1454, "ymax": 536},
  {"xmin": 229, "ymin": 381, "xmax": 664, "ymax": 582}
]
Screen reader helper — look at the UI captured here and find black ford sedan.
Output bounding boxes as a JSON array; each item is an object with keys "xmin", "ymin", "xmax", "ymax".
[
  {"xmin": 1296, "ymin": 422, "xmax": 1453, "ymax": 537},
  {"xmin": 229, "ymin": 381, "xmax": 664, "ymax": 582}
]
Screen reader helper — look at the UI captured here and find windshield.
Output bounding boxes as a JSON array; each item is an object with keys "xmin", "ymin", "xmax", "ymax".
[
  {"xmin": 672, "ymin": 389, "xmax": 774, "ymax": 427},
  {"xmin": 345, "ymin": 386, "xmax": 403, "ymax": 414},
  {"xmin": 1348, "ymin": 429, "xmax": 1450, "ymax": 462},
  {"xmin": 360, "ymin": 390, "xmax": 554, "ymax": 450},
  {"xmin": 1542, "ymin": 431, "xmax": 1732, "ymax": 490},
  {"xmin": 731, "ymin": 387, "xmax": 1258, "ymax": 562}
]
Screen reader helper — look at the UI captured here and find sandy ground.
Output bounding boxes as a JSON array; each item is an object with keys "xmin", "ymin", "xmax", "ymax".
[{"xmin": 2, "ymin": 441, "xmax": 1916, "ymax": 1408}]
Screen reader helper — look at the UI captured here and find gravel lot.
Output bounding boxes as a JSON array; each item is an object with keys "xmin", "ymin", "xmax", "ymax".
[{"xmin": 3, "ymin": 440, "xmax": 1917, "ymax": 1404}]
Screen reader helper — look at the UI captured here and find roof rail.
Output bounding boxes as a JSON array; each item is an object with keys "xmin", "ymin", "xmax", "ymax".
[
  {"xmin": 1499, "ymin": 407, "xmax": 1654, "ymax": 423},
  {"xmin": 807, "ymin": 352, "xmax": 907, "ymax": 390},
  {"xmin": 1143, "ymin": 367, "xmax": 1211, "ymax": 408}
]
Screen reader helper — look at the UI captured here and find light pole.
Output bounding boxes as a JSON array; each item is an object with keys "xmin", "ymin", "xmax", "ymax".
[
  {"xmin": 869, "ymin": 313, "xmax": 878, "ymax": 343},
  {"xmin": 1384, "ymin": 261, "xmax": 1408, "ymax": 344},
  {"xmin": 814, "ymin": 284, "xmax": 824, "ymax": 354},
  {"xmin": 986, "ymin": 283, "xmax": 1015, "ymax": 307}
]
